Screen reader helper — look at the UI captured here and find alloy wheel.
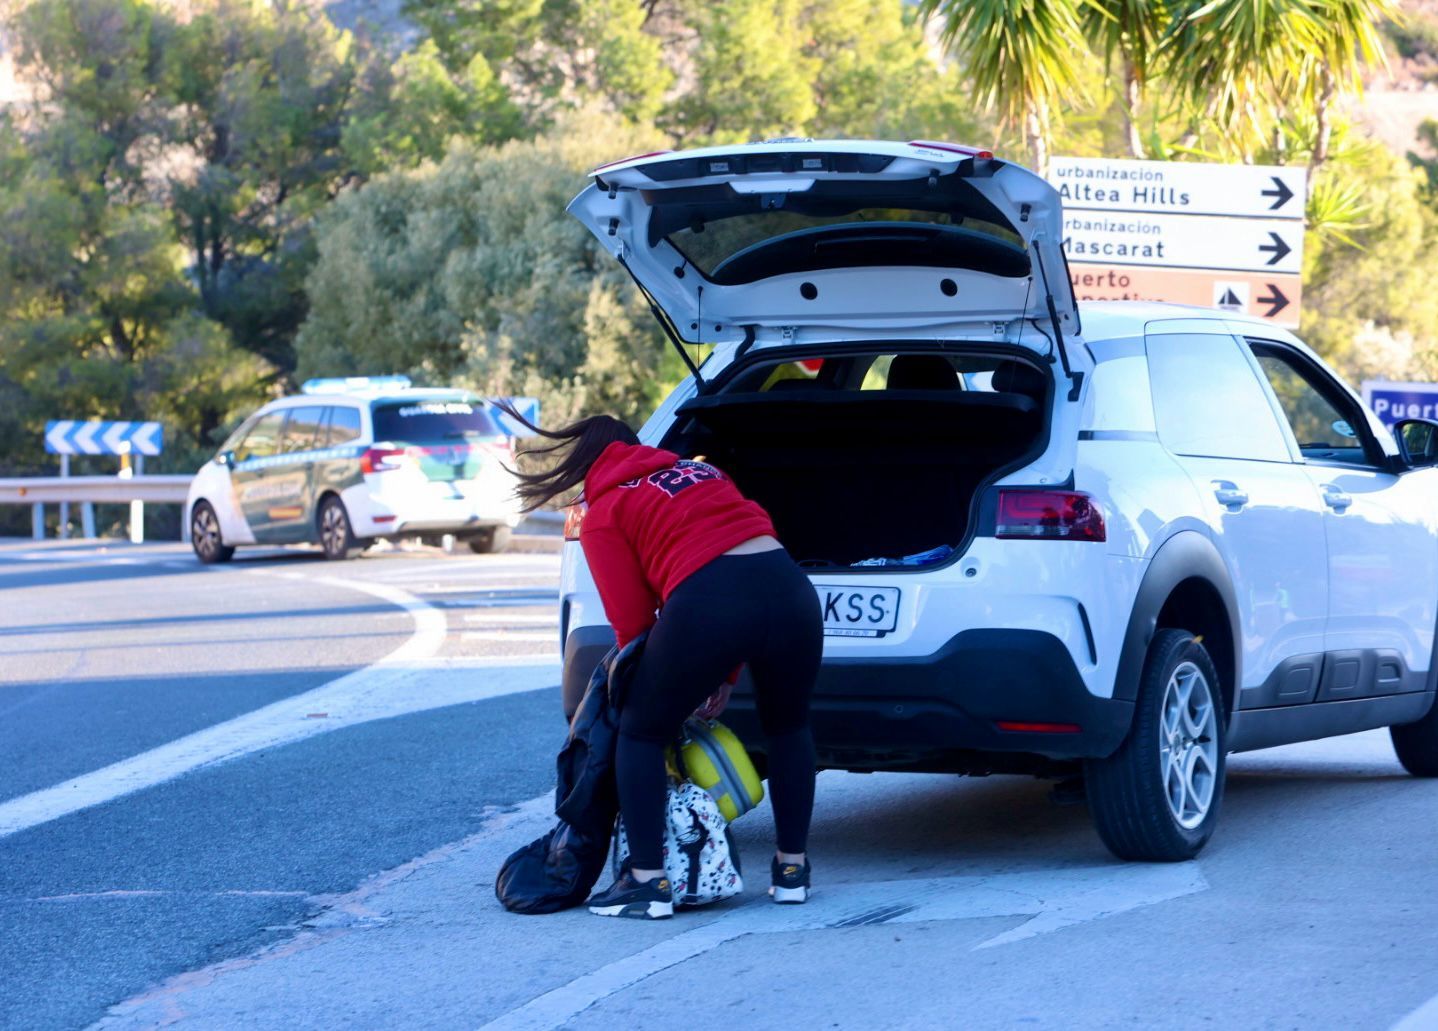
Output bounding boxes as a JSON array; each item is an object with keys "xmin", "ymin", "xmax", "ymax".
[
  {"xmin": 321, "ymin": 501, "xmax": 349, "ymax": 557},
  {"xmin": 193, "ymin": 506, "xmax": 221, "ymax": 560},
  {"xmin": 1159, "ymin": 660, "xmax": 1220, "ymax": 830}
]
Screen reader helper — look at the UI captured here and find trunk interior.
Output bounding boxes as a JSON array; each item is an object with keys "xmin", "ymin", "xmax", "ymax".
[{"xmin": 661, "ymin": 350, "xmax": 1050, "ymax": 568}]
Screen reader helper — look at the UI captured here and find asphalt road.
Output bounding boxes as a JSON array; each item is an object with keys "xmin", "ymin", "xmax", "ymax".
[{"xmin": 2, "ymin": 538, "xmax": 1437, "ymax": 1030}]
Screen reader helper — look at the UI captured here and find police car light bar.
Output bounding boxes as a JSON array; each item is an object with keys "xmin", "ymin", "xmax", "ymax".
[{"xmin": 301, "ymin": 375, "xmax": 413, "ymax": 395}]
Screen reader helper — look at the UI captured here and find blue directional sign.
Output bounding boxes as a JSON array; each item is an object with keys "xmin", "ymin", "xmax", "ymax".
[
  {"xmin": 1361, "ymin": 381, "xmax": 1438, "ymax": 430},
  {"xmin": 489, "ymin": 397, "xmax": 541, "ymax": 437},
  {"xmin": 45, "ymin": 420, "xmax": 164, "ymax": 456}
]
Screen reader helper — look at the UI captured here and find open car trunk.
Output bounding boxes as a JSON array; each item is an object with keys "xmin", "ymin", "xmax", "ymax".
[{"xmin": 661, "ymin": 352, "xmax": 1050, "ymax": 568}]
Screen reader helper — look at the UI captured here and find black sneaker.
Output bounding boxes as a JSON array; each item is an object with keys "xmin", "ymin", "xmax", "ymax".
[
  {"xmin": 770, "ymin": 856, "xmax": 811, "ymax": 904},
  {"xmin": 586, "ymin": 871, "xmax": 674, "ymax": 920}
]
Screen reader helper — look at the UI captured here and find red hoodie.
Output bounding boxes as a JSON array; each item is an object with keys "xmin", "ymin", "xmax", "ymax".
[{"xmin": 580, "ymin": 442, "xmax": 776, "ymax": 647}]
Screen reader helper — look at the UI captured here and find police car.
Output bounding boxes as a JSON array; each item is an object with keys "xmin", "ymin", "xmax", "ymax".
[{"xmin": 187, "ymin": 377, "xmax": 525, "ymax": 562}]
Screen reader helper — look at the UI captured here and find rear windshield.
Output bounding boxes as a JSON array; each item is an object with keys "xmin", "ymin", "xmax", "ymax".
[
  {"xmin": 649, "ymin": 178, "xmax": 1027, "ymax": 286},
  {"xmin": 371, "ymin": 400, "xmax": 501, "ymax": 442}
]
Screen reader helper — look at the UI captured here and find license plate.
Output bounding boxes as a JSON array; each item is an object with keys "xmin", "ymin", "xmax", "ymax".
[{"xmin": 815, "ymin": 585, "xmax": 900, "ymax": 638}]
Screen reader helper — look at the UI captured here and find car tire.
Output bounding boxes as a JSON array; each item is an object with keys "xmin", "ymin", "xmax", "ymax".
[
  {"xmin": 1085, "ymin": 629, "xmax": 1227, "ymax": 862},
  {"xmin": 190, "ymin": 501, "xmax": 235, "ymax": 564},
  {"xmin": 1390, "ymin": 699, "xmax": 1438, "ymax": 777},
  {"xmin": 467, "ymin": 526, "xmax": 513, "ymax": 554},
  {"xmin": 318, "ymin": 496, "xmax": 359, "ymax": 561}
]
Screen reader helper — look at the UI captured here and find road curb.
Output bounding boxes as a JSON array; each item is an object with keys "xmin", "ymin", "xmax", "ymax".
[{"xmin": 508, "ymin": 534, "xmax": 561, "ymax": 554}]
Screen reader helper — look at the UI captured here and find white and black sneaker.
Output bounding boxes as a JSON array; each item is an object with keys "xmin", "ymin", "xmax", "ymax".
[
  {"xmin": 769, "ymin": 857, "xmax": 811, "ymax": 904},
  {"xmin": 586, "ymin": 871, "xmax": 674, "ymax": 920}
]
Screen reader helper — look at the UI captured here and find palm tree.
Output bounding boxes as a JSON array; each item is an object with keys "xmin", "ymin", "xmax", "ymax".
[
  {"xmin": 1163, "ymin": 0, "xmax": 1315, "ymax": 162},
  {"xmin": 917, "ymin": 0, "xmax": 1090, "ymax": 174},
  {"xmin": 1081, "ymin": 0, "xmax": 1173, "ymax": 158},
  {"xmin": 1298, "ymin": 0, "xmax": 1396, "ymax": 171}
]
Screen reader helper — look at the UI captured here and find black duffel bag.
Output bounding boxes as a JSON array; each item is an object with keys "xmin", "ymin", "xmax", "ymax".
[{"xmin": 494, "ymin": 633, "xmax": 645, "ymax": 914}]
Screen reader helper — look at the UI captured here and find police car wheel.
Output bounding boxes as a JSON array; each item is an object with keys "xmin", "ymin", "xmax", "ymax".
[
  {"xmin": 318, "ymin": 496, "xmax": 358, "ymax": 561},
  {"xmin": 466, "ymin": 527, "xmax": 512, "ymax": 554},
  {"xmin": 191, "ymin": 502, "xmax": 234, "ymax": 564}
]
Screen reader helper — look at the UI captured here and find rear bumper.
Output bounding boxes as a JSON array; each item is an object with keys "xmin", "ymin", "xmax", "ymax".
[
  {"xmin": 563, "ymin": 624, "xmax": 616, "ymax": 720},
  {"xmin": 390, "ymin": 516, "xmax": 518, "ymax": 535},
  {"xmin": 727, "ymin": 629, "xmax": 1132, "ymax": 770},
  {"xmin": 561, "ymin": 625, "xmax": 1133, "ymax": 767}
]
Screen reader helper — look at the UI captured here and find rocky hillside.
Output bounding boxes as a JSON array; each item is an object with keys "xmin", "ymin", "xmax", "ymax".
[{"xmin": 1360, "ymin": 0, "xmax": 1438, "ymax": 155}]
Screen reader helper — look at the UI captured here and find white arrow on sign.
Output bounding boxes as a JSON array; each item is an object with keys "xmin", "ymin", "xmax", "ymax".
[
  {"xmin": 71, "ymin": 422, "xmax": 102, "ymax": 455},
  {"xmin": 100, "ymin": 422, "xmax": 132, "ymax": 454},
  {"xmin": 44, "ymin": 420, "xmax": 74, "ymax": 453},
  {"xmin": 1063, "ymin": 210, "xmax": 1303, "ymax": 274},
  {"xmin": 1049, "ymin": 156, "xmax": 1307, "ymax": 220},
  {"xmin": 130, "ymin": 422, "xmax": 162, "ymax": 455}
]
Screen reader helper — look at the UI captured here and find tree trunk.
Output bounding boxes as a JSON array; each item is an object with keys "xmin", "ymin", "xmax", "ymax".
[
  {"xmin": 1310, "ymin": 69, "xmax": 1335, "ymax": 181},
  {"xmin": 1124, "ymin": 57, "xmax": 1144, "ymax": 159},
  {"xmin": 1025, "ymin": 101, "xmax": 1047, "ymax": 177}
]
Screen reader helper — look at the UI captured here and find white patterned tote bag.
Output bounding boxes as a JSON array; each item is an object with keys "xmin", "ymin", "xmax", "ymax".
[{"xmin": 613, "ymin": 780, "xmax": 743, "ymax": 906}]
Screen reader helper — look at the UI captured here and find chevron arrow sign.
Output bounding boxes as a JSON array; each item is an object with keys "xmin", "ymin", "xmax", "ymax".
[{"xmin": 45, "ymin": 420, "xmax": 164, "ymax": 456}]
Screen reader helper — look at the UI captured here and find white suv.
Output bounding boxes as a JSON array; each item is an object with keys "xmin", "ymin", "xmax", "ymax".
[{"xmin": 557, "ymin": 140, "xmax": 1438, "ymax": 860}]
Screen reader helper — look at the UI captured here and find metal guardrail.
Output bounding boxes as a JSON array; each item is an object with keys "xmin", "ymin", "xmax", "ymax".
[
  {"xmin": 4, "ymin": 475, "xmax": 561, "ymax": 544},
  {"xmin": 0, "ymin": 475, "xmax": 191, "ymax": 541},
  {"xmin": 0, "ymin": 475, "xmax": 191, "ymax": 504}
]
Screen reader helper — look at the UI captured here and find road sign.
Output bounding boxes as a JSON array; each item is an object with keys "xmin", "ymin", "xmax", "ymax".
[
  {"xmin": 488, "ymin": 397, "xmax": 541, "ymax": 437},
  {"xmin": 1054, "ymin": 156, "xmax": 1308, "ymax": 325},
  {"xmin": 45, "ymin": 420, "xmax": 163, "ymax": 456},
  {"xmin": 1361, "ymin": 381, "xmax": 1438, "ymax": 429},
  {"xmin": 1062, "ymin": 210, "xmax": 1303, "ymax": 274},
  {"xmin": 1068, "ymin": 265, "xmax": 1300, "ymax": 327},
  {"xmin": 1049, "ymin": 157, "xmax": 1306, "ymax": 219}
]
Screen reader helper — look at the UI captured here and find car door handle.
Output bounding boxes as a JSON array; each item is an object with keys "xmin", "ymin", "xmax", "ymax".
[
  {"xmin": 1211, "ymin": 481, "xmax": 1249, "ymax": 509},
  {"xmin": 1321, "ymin": 485, "xmax": 1353, "ymax": 512}
]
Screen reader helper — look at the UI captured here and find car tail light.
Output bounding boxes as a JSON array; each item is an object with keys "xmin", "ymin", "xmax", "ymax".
[
  {"xmin": 564, "ymin": 502, "xmax": 587, "ymax": 541},
  {"xmin": 360, "ymin": 447, "xmax": 405, "ymax": 474},
  {"xmin": 995, "ymin": 490, "xmax": 1106, "ymax": 541},
  {"xmin": 995, "ymin": 721, "xmax": 1081, "ymax": 734}
]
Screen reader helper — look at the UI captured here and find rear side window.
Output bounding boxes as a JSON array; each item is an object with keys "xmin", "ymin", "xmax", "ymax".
[
  {"xmin": 281, "ymin": 407, "xmax": 327, "ymax": 453},
  {"xmin": 371, "ymin": 400, "xmax": 500, "ymax": 442},
  {"xmin": 327, "ymin": 407, "xmax": 363, "ymax": 445},
  {"xmin": 1146, "ymin": 334, "xmax": 1290, "ymax": 463}
]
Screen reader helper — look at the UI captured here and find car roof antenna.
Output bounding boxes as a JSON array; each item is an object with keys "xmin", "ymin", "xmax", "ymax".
[{"xmin": 1030, "ymin": 243, "xmax": 1083, "ymax": 402}]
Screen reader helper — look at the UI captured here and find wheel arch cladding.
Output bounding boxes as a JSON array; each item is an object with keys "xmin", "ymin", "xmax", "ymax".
[{"xmin": 1116, "ymin": 531, "xmax": 1240, "ymax": 725}]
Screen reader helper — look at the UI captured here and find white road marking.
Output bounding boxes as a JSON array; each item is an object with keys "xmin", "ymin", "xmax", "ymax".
[
  {"xmin": 1393, "ymin": 991, "xmax": 1438, "ymax": 1031},
  {"xmin": 479, "ymin": 863, "xmax": 1209, "ymax": 1031},
  {"xmin": 0, "ymin": 570, "xmax": 560, "ymax": 839},
  {"xmin": 459, "ymin": 631, "xmax": 557, "ymax": 643},
  {"xmin": 462, "ymin": 613, "xmax": 557, "ymax": 625},
  {"xmin": 388, "ymin": 581, "xmax": 559, "ymax": 594}
]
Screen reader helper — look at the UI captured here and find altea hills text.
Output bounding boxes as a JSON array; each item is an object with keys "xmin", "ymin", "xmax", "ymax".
[{"xmin": 1058, "ymin": 183, "xmax": 1192, "ymax": 207}]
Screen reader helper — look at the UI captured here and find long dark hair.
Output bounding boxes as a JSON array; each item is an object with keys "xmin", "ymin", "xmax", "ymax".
[{"xmin": 490, "ymin": 399, "xmax": 639, "ymax": 511}]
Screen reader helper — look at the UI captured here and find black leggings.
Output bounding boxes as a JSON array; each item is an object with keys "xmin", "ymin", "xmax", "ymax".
[{"xmin": 617, "ymin": 549, "xmax": 823, "ymax": 870}]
